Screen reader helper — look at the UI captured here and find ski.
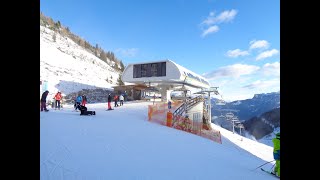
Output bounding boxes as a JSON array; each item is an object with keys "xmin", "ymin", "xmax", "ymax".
[{"xmin": 261, "ymin": 168, "xmax": 279, "ymax": 178}]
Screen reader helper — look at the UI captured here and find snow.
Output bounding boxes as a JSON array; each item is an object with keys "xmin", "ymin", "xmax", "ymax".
[
  {"xmin": 40, "ymin": 102, "xmax": 277, "ymax": 180},
  {"xmin": 40, "ymin": 25, "xmax": 120, "ymax": 99}
]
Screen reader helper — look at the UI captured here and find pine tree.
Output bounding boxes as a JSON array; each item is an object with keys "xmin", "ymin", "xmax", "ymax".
[
  {"xmin": 84, "ymin": 41, "xmax": 90, "ymax": 49},
  {"xmin": 117, "ymin": 74, "xmax": 124, "ymax": 85},
  {"xmin": 119, "ymin": 60, "xmax": 125, "ymax": 71},
  {"xmin": 100, "ymin": 51, "xmax": 107, "ymax": 61}
]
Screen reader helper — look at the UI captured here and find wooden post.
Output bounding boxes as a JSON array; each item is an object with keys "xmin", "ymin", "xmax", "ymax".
[
  {"xmin": 167, "ymin": 111, "xmax": 173, "ymax": 127},
  {"xmin": 148, "ymin": 106, "xmax": 153, "ymax": 121}
]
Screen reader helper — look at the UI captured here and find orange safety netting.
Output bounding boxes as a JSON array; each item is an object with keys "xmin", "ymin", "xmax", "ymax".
[{"xmin": 148, "ymin": 102, "xmax": 222, "ymax": 144}]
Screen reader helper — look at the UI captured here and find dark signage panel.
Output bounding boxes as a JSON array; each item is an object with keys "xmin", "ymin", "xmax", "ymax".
[{"xmin": 133, "ymin": 62, "xmax": 166, "ymax": 78}]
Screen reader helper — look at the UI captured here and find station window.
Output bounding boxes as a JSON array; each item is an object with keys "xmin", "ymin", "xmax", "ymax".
[
  {"xmin": 151, "ymin": 63, "xmax": 158, "ymax": 76},
  {"xmin": 141, "ymin": 64, "xmax": 148, "ymax": 77}
]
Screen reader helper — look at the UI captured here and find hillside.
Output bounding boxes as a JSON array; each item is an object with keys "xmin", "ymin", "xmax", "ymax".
[{"xmin": 40, "ymin": 13, "xmax": 124, "ymax": 101}]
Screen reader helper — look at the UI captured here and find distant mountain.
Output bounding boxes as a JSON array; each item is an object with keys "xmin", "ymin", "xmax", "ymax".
[
  {"xmin": 242, "ymin": 107, "xmax": 280, "ymax": 140},
  {"xmin": 210, "ymin": 92, "xmax": 280, "ymax": 145},
  {"xmin": 211, "ymin": 92, "xmax": 280, "ymax": 122}
]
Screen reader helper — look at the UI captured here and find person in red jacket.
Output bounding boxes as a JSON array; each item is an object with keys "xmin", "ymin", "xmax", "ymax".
[
  {"xmin": 81, "ymin": 95, "xmax": 87, "ymax": 106},
  {"xmin": 54, "ymin": 91, "xmax": 62, "ymax": 110},
  {"xmin": 114, "ymin": 95, "xmax": 119, "ymax": 107}
]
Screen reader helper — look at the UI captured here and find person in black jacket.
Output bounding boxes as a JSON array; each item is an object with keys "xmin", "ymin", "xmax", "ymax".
[
  {"xmin": 107, "ymin": 94, "xmax": 112, "ymax": 110},
  {"xmin": 40, "ymin": 90, "xmax": 49, "ymax": 112},
  {"xmin": 79, "ymin": 105, "xmax": 96, "ymax": 115}
]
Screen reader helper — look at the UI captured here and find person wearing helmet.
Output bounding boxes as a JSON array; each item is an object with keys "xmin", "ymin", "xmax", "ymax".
[{"xmin": 272, "ymin": 132, "xmax": 280, "ymax": 177}]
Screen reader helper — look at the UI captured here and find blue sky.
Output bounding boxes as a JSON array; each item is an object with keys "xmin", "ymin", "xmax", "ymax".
[{"xmin": 40, "ymin": 0, "xmax": 280, "ymax": 101}]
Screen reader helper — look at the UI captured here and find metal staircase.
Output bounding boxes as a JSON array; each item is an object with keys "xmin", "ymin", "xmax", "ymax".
[{"xmin": 172, "ymin": 95, "xmax": 204, "ymax": 120}]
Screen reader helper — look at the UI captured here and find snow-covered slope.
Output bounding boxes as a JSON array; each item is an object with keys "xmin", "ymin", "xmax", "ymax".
[
  {"xmin": 40, "ymin": 102, "xmax": 276, "ymax": 180},
  {"xmin": 40, "ymin": 25, "xmax": 121, "ymax": 99}
]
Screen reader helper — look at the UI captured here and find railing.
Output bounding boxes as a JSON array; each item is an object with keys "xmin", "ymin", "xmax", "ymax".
[{"xmin": 172, "ymin": 95, "xmax": 204, "ymax": 121}]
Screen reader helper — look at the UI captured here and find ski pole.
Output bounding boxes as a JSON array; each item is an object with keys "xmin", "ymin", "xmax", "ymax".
[
  {"xmin": 252, "ymin": 160, "xmax": 275, "ymax": 170},
  {"xmin": 270, "ymin": 163, "xmax": 276, "ymax": 172}
]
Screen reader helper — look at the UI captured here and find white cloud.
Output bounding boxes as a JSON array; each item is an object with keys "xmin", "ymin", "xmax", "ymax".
[
  {"xmin": 256, "ymin": 49, "xmax": 279, "ymax": 60},
  {"xmin": 226, "ymin": 49, "xmax": 249, "ymax": 58},
  {"xmin": 209, "ymin": 76, "xmax": 279, "ymax": 102},
  {"xmin": 202, "ymin": 9, "xmax": 238, "ymax": 25},
  {"xmin": 221, "ymin": 93, "xmax": 255, "ymax": 102},
  {"xmin": 194, "ymin": 65, "xmax": 277, "ymax": 101},
  {"xmin": 200, "ymin": 9, "xmax": 237, "ymax": 37},
  {"xmin": 242, "ymin": 79, "xmax": 280, "ymax": 90},
  {"xmin": 249, "ymin": 40, "xmax": 270, "ymax": 50},
  {"xmin": 204, "ymin": 62, "xmax": 280, "ymax": 101},
  {"xmin": 216, "ymin": 9, "xmax": 238, "ymax": 23},
  {"xmin": 201, "ymin": 25, "xmax": 219, "ymax": 37},
  {"xmin": 260, "ymin": 62, "xmax": 280, "ymax": 77},
  {"xmin": 203, "ymin": 64, "xmax": 260, "ymax": 80},
  {"xmin": 115, "ymin": 48, "xmax": 138, "ymax": 57}
]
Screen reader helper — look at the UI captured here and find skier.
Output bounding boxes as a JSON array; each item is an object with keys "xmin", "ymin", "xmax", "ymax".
[
  {"xmin": 40, "ymin": 90, "xmax": 49, "ymax": 112},
  {"xmin": 107, "ymin": 94, "xmax": 112, "ymax": 110},
  {"xmin": 119, "ymin": 94, "xmax": 124, "ymax": 106},
  {"xmin": 79, "ymin": 105, "xmax": 96, "ymax": 115},
  {"xmin": 272, "ymin": 132, "xmax": 280, "ymax": 177},
  {"xmin": 75, "ymin": 95, "xmax": 83, "ymax": 111},
  {"xmin": 54, "ymin": 91, "xmax": 62, "ymax": 110},
  {"xmin": 82, "ymin": 95, "xmax": 87, "ymax": 107},
  {"xmin": 114, "ymin": 95, "xmax": 119, "ymax": 107}
]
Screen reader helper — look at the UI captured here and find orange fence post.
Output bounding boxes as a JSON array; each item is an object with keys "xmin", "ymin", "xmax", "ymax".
[
  {"xmin": 166, "ymin": 111, "xmax": 173, "ymax": 127},
  {"xmin": 148, "ymin": 106, "xmax": 153, "ymax": 121}
]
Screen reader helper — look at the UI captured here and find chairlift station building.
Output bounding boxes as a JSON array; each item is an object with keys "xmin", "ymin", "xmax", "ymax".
[{"xmin": 121, "ymin": 59, "xmax": 211, "ymax": 102}]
